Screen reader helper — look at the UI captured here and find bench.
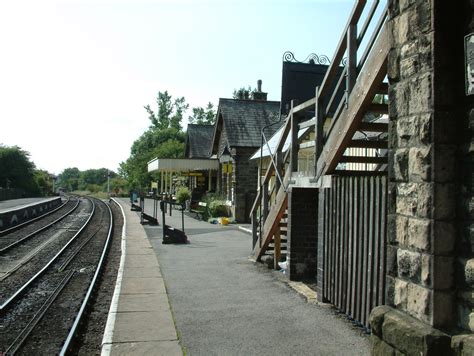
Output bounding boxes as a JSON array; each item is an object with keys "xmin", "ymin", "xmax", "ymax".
[{"xmin": 190, "ymin": 201, "xmax": 207, "ymax": 220}]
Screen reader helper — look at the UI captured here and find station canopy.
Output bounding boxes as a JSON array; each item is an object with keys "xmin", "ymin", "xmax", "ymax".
[
  {"xmin": 148, "ymin": 158, "xmax": 218, "ymax": 173},
  {"xmin": 250, "ymin": 121, "xmax": 312, "ymax": 160}
]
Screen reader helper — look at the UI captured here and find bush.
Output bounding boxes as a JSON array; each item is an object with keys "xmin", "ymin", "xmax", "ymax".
[
  {"xmin": 208, "ymin": 200, "xmax": 229, "ymax": 218},
  {"xmin": 175, "ymin": 186, "xmax": 191, "ymax": 205}
]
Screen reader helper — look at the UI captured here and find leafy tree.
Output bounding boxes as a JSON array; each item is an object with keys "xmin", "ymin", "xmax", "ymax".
[
  {"xmin": 0, "ymin": 144, "xmax": 38, "ymax": 195},
  {"xmin": 233, "ymin": 86, "xmax": 252, "ymax": 100},
  {"xmin": 188, "ymin": 102, "xmax": 216, "ymax": 125},
  {"xmin": 144, "ymin": 91, "xmax": 188, "ymax": 131},
  {"xmin": 34, "ymin": 170, "xmax": 54, "ymax": 196},
  {"xmin": 119, "ymin": 127, "xmax": 186, "ymax": 190},
  {"xmin": 57, "ymin": 167, "xmax": 81, "ymax": 192}
]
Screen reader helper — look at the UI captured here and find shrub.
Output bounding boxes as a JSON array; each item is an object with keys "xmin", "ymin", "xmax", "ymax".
[
  {"xmin": 175, "ymin": 186, "xmax": 191, "ymax": 205},
  {"xmin": 208, "ymin": 200, "xmax": 229, "ymax": 218}
]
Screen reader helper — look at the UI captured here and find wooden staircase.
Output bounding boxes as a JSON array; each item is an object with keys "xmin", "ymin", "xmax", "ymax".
[{"xmin": 250, "ymin": 0, "xmax": 389, "ymax": 267}]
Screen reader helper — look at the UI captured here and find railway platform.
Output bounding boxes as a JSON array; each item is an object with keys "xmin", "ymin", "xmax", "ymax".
[
  {"xmin": 0, "ymin": 196, "xmax": 63, "ymax": 231},
  {"xmin": 104, "ymin": 197, "xmax": 370, "ymax": 355},
  {"xmin": 101, "ymin": 198, "xmax": 182, "ymax": 355}
]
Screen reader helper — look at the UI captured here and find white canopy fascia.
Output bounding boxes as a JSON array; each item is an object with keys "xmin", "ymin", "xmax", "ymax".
[{"xmin": 148, "ymin": 158, "xmax": 219, "ymax": 173}]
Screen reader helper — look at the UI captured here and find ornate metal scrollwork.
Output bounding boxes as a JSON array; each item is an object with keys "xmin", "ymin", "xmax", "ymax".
[{"xmin": 282, "ymin": 51, "xmax": 331, "ymax": 65}]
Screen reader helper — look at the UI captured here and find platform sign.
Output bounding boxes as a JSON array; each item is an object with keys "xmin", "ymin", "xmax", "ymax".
[{"xmin": 465, "ymin": 33, "xmax": 474, "ymax": 95}]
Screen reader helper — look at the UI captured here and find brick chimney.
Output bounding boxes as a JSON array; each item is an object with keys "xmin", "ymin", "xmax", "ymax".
[{"xmin": 251, "ymin": 79, "xmax": 267, "ymax": 101}]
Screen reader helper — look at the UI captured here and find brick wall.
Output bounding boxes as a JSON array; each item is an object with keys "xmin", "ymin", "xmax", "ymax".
[{"xmin": 286, "ymin": 187, "xmax": 318, "ymax": 281}]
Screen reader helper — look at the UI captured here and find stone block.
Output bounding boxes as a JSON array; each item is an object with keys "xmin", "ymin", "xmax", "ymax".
[
  {"xmin": 396, "ymin": 182, "xmax": 432, "ymax": 218},
  {"xmin": 421, "ymin": 253, "xmax": 431, "ymax": 287},
  {"xmin": 390, "ymin": 81, "xmax": 410, "ymax": 118},
  {"xmin": 451, "ymin": 334, "xmax": 474, "ymax": 356},
  {"xmin": 432, "ymin": 221, "xmax": 455, "ymax": 254},
  {"xmin": 371, "ymin": 334, "xmax": 396, "ymax": 356},
  {"xmin": 464, "ymin": 258, "xmax": 474, "ymax": 287},
  {"xmin": 382, "ymin": 307, "xmax": 451, "ymax": 355},
  {"xmin": 394, "ymin": 148, "xmax": 409, "ymax": 181},
  {"xmin": 387, "ymin": 245, "xmax": 398, "ymax": 276},
  {"xmin": 434, "ymin": 183, "xmax": 455, "ymax": 220},
  {"xmin": 396, "ymin": 215, "xmax": 409, "ymax": 246},
  {"xmin": 456, "ymin": 302, "xmax": 472, "ymax": 332},
  {"xmin": 418, "ymin": 113, "xmax": 432, "ymax": 145},
  {"xmin": 432, "ymin": 290, "xmax": 454, "ymax": 328},
  {"xmin": 407, "ymin": 283, "xmax": 431, "ymax": 323},
  {"xmin": 386, "ymin": 275, "xmax": 396, "ymax": 306},
  {"xmin": 434, "ymin": 145, "xmax": 456, "ymax": 182},
  {"xmin": 388, "ymin": 48, "xmax": 400, "ymax": 83},
  {"xmin": 370, "ymin": 305, "xmax": 393, "ymax": 337},
  {"xmin": 432, "ymin": 255, "xmax": 454, "ymax": 290},
  {"xmin": 421, "ymin": 254, "xmax": 454, "ymax": 290},
  {"xmin": 394, "ymin": 278, "xmax": 408, "ymax": 309},
  {"xmin": 396, "ymin": 116, "xmax": 418, "ymax": 147},
  {"xmin": 397, "ymin": 249, "xmax": 421, "ymax": 280},
  {"xmin": 408, "ymin": 73, "xmax": 432, "ymax": 115},
  {"xmin": 407, "ymin": 217, "xmax": 430, "ymax": 251},
  {"xmin": 409, "ymin": 146, "xmax": 431, "ymax": 182}
]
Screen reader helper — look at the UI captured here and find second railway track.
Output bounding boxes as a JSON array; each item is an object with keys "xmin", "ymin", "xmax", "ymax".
[{"xmin": 0, "ymin": 197, "xmax": 115, "ymax": 355}]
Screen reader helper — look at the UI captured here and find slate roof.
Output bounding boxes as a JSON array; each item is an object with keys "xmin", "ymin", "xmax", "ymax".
[
  {"xmin": 213, "ymin": 98, "xmax": 282, "ymax": 149},
  {"xmin": 185, "ymin": 124, "xmax": 214, "ymax": 158}
]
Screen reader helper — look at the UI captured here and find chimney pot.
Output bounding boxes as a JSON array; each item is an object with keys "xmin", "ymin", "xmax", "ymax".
[{"xmin": 257, "ymin": 79, "xmax": 262, "ymax": 92}]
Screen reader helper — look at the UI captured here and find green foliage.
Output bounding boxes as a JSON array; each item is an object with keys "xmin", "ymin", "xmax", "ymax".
[
  {"xmin": 34, "ymin": 169, "xmax": 54, "ymax": 196},
  {"xmin": 57, "ymin": 167, "xmax": 117, "ymax": 193},
  {"xmin": 208, "ymin": 200, "xmax": 230, "ymax": 217},
  {"xmin": 144, "ymin": 91, "xmax": 189, "ymax": 131},
  {"xmin": 119, "ymin": 127, "xmax": 186, "ymax": 190},
  {"xmin": 175, "ymin": 186, "xmax": 191, "ymax": 204},
  {"xmin": 233, "ymin": 86, "xmax": 252, "ymax": 100},
  {"xmin": 0, "ymin": 144, "xmax": 39, "ymax": 195},
  {"xmin": 57, "ymin": 167, "xmax": 80, "ymax": 191},
  {"xmin": 188, "ymin": 102, "xmax": 216, "ymax": 125}
]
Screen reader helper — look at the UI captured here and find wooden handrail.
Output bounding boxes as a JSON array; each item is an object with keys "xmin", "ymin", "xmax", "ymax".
[{"xmin": 318, "ymin": 0, "xmax": 366, "ymax": 99}]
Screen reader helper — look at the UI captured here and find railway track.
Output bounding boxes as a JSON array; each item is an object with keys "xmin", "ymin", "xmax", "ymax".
[{"xmin": 0, "ymin": 197, "xmax": 115, "ymax": 355}]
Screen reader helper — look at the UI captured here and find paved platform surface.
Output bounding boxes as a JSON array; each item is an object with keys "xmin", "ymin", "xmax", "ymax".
[
  {"xmin": 0, "ymin": 197, "xmax": 59, "ymax": 213},
  {"xmin": 101, "ymin": 198, "xmax": 181, "ymax": 355},
  {"xmin": 137, "ymin": 198, "xmax": 370, "ymax": 355}
]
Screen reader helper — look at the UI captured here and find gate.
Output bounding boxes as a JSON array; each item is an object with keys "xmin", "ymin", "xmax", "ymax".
[{"xmin": 319, "ymin": 175, "xmax": 387, "ymax": 329}]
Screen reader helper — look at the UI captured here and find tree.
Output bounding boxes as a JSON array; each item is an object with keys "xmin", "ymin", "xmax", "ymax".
[
  {"xmin": 144, "ymin": 91, "xmax": 188, "ymax": 131},
  {"xmin": 188, "ymin": 102, "xmax": 216, "ymax": 125},
  {"xmin": 0, "ymin": 144, "xmax": 38, "ymax": 195},
  {"xmin": 119, "ymin": 127, "xmax": 186, "ymax": 190},
  {"xmin": 57, "ymin": 167, "xmax": 81, "ymax": 192},
  {"xmin": 34, "ymin": 170, "xmax": 54, "ymax": 196},
  {"xmin": 233, "ymin": 86, "xmax": 252, "ymax": 100}
]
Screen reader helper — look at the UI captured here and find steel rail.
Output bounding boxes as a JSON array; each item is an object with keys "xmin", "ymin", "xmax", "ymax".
[
  {"xmin": 0, "ymin": 196, "xmax": 71, "ymax": 236},
  {"xmin": 4, "ymin": 270, "xmax": 76, "ymax": 355},
  {"xmin": 0, "ymin": 198, "xmax": 80, "ymax": 253},
  {"xmin": 0, "ymin": 197, "xmax": 96, "ymax": 313},
  {"xmin": 60, "ymin": 198, "xmax": 114, "ymax": 355}
]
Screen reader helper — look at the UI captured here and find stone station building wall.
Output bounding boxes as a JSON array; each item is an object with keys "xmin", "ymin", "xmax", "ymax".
[{"xmin": 371, "ymin": 0, "xmax": 474, "ymax": 354}]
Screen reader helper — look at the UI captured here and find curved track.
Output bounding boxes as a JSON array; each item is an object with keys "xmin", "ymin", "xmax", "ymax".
[{"xmin": 0, "ymin": 197, "xmax": 115, "ymax": 355}]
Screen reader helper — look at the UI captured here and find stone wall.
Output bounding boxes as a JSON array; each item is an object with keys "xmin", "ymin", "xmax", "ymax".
[
  {"xmin": 286, "ymin": 187, "xmax": 318, "ymax": 280},
  {"xmin": 233, "ymin": 147, "xmax": 258, "ymax": 223},
  {"xmin": 373, "ymin": 0, "xmax": 474, "ymax": 353}
]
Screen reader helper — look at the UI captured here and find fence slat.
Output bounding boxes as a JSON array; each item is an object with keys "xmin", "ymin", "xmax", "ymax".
[{"xmin": 319, "ymin": 175, "xmax": 387, "ymax": 329}]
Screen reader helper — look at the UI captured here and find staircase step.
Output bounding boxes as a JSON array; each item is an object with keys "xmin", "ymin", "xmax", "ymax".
[
  {"xmin": 368, "ymin": 103, "xmax": 388, "ymax": 114},
  {"xmin": 348, "ymin": 139, "xmax": 387, "ymax": 149},
  {"xmin": 358, "ymin": 122, "xmax": 388, "ymax": 132},
  {"xmin": 340, "ymin": 155, "xmax": 387, "ymax": 164}
]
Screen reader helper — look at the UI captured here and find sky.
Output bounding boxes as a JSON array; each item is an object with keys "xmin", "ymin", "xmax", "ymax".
[{"xmin": 0, "ymin": 0, "xmax": 358, "ymax": 175}]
